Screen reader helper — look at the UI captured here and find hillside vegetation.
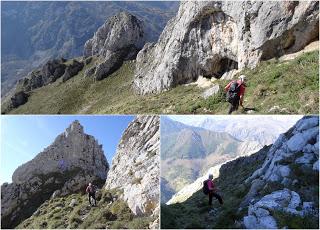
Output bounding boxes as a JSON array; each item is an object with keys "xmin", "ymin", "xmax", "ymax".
[
  {"xmin": 2, "ymin": 50, "xmax": 318, "ymax": 114},
  {"xmin": 161, "ymin": 146, "xmax": 319, "ymax": 229},
  {"xmin": 17, "ymin": 189, "xmax": 153, "ymax": 229}
]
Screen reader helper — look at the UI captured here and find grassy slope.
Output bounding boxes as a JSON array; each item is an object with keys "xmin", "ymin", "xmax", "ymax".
[
  {"xmin": 3, "ymin": 51, "xmax": 319, "ymax": 114},
  {"xmin": 161, "ymin": 141, "xmax": 319, "ymax": 229},
  {"xmin": 17, "ymin": 189, "xmax": 153, "ymax": 229},
  {"xmin": 161, "ymin": 147, "xmax": 269, "ymax": 229}
]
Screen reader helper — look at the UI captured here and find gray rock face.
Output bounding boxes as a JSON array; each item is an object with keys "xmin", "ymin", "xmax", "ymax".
[
  {"xmin": 244, "ymin": 189, "xmax": 301, "ymax": 229},
  {"xmin": 201, "ymin": 84, "xmax": 220, "ymax": 99},
  {"xmin": 17, "ymin": 58, "xmax": 67, "ymax": 92},
  {"xmin": 134, "ymin": 1, "xmax": 319, "ymax": 94},
  {"xmin": 84, "ymin": 12, "xmax": 145, "ymax": 81},
  {"xmin": 243, "ymin": 116, "xmax": 319, "ymax": 228},
  {"xmin": 84, "ymin": 66, "xmax": 96, "ymax": 78},
  {"xmin": 10, "ymin": 91, "xmax": 29, "ymax": 108},
  {"xmin": 243, "ymin": 188, "xmax": 316, "ymax": 229},
  {"xmin": 246, "ymin": 116, "xmax": 319, "ymax": 185},
  {"xmin": 62, "ymin": 60, "xmax": 84, "ymax": 82},
  {"xmin": 105, "ymin": 116, "xmax": 159, "ymax": 222},
  {"xmin": 7, "ymin": 58, "xmax": 67, "ymax": 109},
  {"xmin": 1, "ymin": 121, "xmax": 109, "ymax": 229}
]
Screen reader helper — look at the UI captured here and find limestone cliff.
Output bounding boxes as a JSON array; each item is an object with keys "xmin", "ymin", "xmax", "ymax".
[
  {"xmin": 105, "ymin": 116, "xmax": 160, "ymax": 224},
  {"xmin": 1, "ymin": 121, "xmax": 109, "ymax": 229},
  {"xmin": 134, "ymin": 1, "xmax": 319, "ymax": 94},
  {"xmin": 84, "ymin": 11, "xmax": 146, "ymax": 80},
  {"xmin": 243, "ymin": 116, "xmax": 319, "ymax": 228}
]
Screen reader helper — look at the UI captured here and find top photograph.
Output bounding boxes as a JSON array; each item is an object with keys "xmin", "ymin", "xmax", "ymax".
[{"xmin": 1, "ymin": 0, "xmax": 319, "ymax": 115}]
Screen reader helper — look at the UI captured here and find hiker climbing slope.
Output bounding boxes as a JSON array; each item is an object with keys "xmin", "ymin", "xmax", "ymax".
[
  {"xmin": 86, "ymin": 183, "xmax": 97, "ymax": 206},
  {"xmin": 203, "ymin": 174, "xmax": 223, "ymax": 206},
  {"xmin": 225, "ymin": 75, "xmax": 247, "ymax": 114}
]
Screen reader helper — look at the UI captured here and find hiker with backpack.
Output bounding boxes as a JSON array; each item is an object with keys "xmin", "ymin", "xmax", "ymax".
[
  {"xmin": 203, "ymin": 174, "xmax": 223, "ymax": 206},
  {"xmin": 225, "ymin": 75, "xmax": 247, "ymax": 114},
  {"xmin": 86, "ymin": 182, "xmax": 96, "ymax": 206}
]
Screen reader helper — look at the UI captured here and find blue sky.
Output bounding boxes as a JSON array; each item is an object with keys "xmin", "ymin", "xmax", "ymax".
[{"xmin": 0, "ymin": 115, "xmax": 135, "ymax": 184}]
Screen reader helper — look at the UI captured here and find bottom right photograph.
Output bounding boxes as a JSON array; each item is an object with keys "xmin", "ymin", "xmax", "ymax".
[{"xmin": 160, "ymin": 115, "xmax": 319, "ymax": 229}]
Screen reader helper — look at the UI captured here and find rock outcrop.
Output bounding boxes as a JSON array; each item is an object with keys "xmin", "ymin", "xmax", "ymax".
[
  {"xmin": 10, "ymin": 91, "xmax": 29, "ymax": 108},
  {"xmin": 7, "ymin": 58, "xmax": 85, "ymax": 109},
  {"xmin": 105, "ymin": 116, "xmax": 159, "ymax": 222},
  {"xmin": 243, "ymin": 116, "xmax": 319, "ymax": 228},
  {"xmin": 244, "ymin": 188, "xmax": 312, "ymax": 229},
  {"xmin": 246, "ymin": 116, "xmax": 319, "ymax": 184},
  {"xmin": 1, "ymin": 121, "xmax": 109, "ymax": 229},
  {"xmin": 134, "ymin": 1, "xmax": 319, "ymax": 94},
  {"xmin": 84, "ymin": 12, "xmax": 145, "ymax": 80},
  {"xmin": 62, "ymin": 60, "xmax": 84, "ymax": 82},
  {"xmin": 17, "ymin": 58, "xmax": 67, "ymax": 92}
]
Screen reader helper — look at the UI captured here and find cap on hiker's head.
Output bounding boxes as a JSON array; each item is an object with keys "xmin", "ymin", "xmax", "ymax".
[
  {"xmin": 209, "ymin": 174, "xmax": 213, "ymax": 179},
  {"xmin": 89, "ymin": 183, "xmax": 92, "ymax": 186},
  {"xmin": 239, "ymin": 75, "xmax": 246, "ymax": 83}
]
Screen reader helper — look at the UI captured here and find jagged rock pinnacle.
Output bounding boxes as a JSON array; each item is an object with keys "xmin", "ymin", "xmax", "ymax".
[{"xmin": 1, "ymin": 121, "xmax": 109, "ymax": 229}]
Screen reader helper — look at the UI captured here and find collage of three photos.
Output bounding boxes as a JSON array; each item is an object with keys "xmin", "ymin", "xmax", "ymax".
[{"xmin": 1, "ymin": 1, "xmax": 319, "ymax": 229}]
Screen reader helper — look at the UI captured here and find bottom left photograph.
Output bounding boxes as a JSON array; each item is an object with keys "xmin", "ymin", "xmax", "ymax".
[{"xmin": 1, "ymin": 115, "xmax": 160, "ymax": 229}]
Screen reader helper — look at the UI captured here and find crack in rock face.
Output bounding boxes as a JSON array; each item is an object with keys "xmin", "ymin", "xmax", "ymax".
[{"xmin": 133, "ymin": 1, "xmax": 319, "ymax": 94}]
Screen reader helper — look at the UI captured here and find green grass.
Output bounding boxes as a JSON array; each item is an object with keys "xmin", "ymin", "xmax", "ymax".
[
  {"xmin": 272, "ymin": 210, "xmax": 318, "ymax": 229},
  {"xmin": 16, "ymin": 189, "xmax": 154, "ymax": 229},
  {"xmin": 240, "ymin": 51, "xmax": 319, "ymax": 114},
  {"xmin": 2, "ymin": 51, "xmax": 318, "ymax": 114}
]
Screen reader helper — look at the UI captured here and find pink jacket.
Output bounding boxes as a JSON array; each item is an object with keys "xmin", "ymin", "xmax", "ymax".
[{"xmin": 207, "ymin": 180, "xmax": 215, "ymax": 190}]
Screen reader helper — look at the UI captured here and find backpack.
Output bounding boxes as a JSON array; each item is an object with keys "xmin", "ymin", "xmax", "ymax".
[
  {"xmin": 202, "ymin": 179, "xmax": 209, "ymax": 195},
  {"xmin": 226, "ymin": 81, "xmax": 240, "ymax": 103}
]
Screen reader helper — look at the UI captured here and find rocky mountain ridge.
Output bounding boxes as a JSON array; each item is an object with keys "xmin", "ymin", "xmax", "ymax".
[
  {"xmin": 1, "ymin": 120, "xmax": 109, "ymax": 229},
  {"xmin": 4, "ymin": 11, "xmax": 146, "ymax": 111},
  {"xmin": 84, "ymin": 12, "xmax": 145, "ymax": 81},
  {"xmin": 105, "ymin": 116, "xmax": 160, "ymax": 228},
  {"xmin": 175, "ymin": 116, "xmax": 302, "ymax": 146},
  {"xmin": 1, "ymin": 1, "xmax": 179, "ymax": 96},
  {"xmin": 134, "ymin": 0, "xmax": 319, "ymax": 94}
]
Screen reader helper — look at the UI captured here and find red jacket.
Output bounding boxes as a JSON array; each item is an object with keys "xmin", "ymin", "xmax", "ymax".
[{"xmin": 225, "ymin": 80, "xmax": 246, "ymax": 97}]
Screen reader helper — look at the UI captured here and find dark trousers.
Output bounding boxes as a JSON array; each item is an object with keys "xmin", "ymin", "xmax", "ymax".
[
  {"xmin": 209, "ymin": 191, "xmax": 223, "ymax": 205},
  {"xmin": 228, "ymin": 96, "xmax": 240, "ymax": 114},
  {"xmin": 88, "ymin": 192, "xmax": 96, "ymax": 206}
]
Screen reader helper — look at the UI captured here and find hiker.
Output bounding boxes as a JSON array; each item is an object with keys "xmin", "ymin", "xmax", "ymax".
[
  {"xmin": 225, "ymin": 75, "xmax": 247, "ymax": 114},
  {"xmin": 203, "ymin": 174, "xmax": 223, "ymax": 206},
  {"xmin": 86, "ymin": 183, "xmax": 96, "ymax": 206}
]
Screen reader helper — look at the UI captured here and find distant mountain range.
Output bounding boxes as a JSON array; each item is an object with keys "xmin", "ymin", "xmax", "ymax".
[
  {"xmin": 161, "ymin": 117, "xmax": 261, "ymax": 203},
  {"xmin": 1, "ymin": 1, "xmax": 179, "ymax": 96},
  {"xmin": 170, "ymin": 116, "xmax": 302, "ymax": 145},
  {"xmin": 161, "ymin": 116, "xmax": 302, "ymax": 203}
]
